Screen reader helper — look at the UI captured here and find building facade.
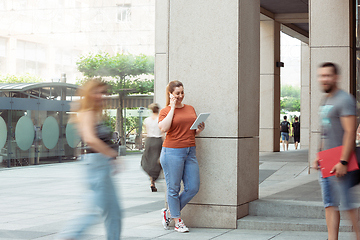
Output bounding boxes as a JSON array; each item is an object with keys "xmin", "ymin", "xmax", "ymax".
[{"xmin": 0, "ymin": 0, "xmax": 155, "ymax": 83}]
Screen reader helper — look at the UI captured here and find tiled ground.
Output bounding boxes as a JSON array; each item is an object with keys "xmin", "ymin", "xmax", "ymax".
[{"xmin": 0, "ymin": 150, "xmax": 357, "ymax": 240}]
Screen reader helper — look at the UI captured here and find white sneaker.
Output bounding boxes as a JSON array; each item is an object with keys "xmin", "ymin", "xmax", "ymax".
[
  {"xmin": 175, "ymin": 219, "xmax": 189, "ymax": 233},
  {"xmin": 161, "ymin": 208, "xmax": 171, "ymax": 230}
]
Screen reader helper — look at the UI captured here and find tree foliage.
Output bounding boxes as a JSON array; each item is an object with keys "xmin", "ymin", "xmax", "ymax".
[
  {"xmin": 281, "ymin": 85, "xmax": 301, "ymax": 112},
  {"xmin": 76, "ymin": 52, "xmax": 155, "ymax": 94},
  {"xmin": 0, "ymin": 73, "xmax": 45, "ymax": 83},
  {"xmin": 77, "ymin": 52, "xmax": 154, "ymax": 79},
  {"xmin": 76, "ymin": 52, "xmax": 155, "ymax": 144},
  {"xmin": 281, "ymin": 85, "xmax": 300, "ymax": 99}
]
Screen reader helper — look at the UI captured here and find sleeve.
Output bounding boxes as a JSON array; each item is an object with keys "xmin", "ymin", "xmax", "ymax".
[
  {"xmin": 339, "ymin": 94, "xmax": 356, "ymax": 117},
  {"xmin": 143, "ymin": 117, "xmax": 149, "ymax": 126},
  {"xmin": 158, "ymin": 108, "xmax": 169, "ymax": 122},
  {"xmin": 190, "ymin": 105, "xmax": 197, "ymax": 116}
]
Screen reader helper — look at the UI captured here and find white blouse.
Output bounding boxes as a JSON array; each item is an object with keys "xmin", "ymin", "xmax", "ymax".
[{"xmin": 144, "ymin": 116, "xmax": 162, "ymax": 138}]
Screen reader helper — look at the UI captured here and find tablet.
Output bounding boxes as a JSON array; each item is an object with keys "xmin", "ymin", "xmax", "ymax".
[{"xmin": 190, "ymin": 113, "xmax": 210, "ymax": 130}]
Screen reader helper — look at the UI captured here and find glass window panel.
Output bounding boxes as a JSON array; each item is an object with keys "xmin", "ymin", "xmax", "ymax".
[
  {"xmin": 16, "ymin": 59, "xmax": 26, "ymax": 74},
  {"xmin": 37, "ymin": 46, "xmax": 47, "ymax": 63},
  {"xmin": 0, "ymin": 116, "xmax": 7, "ymax": 149},
  {"xmin": 63, "ymin": 52, "xmax": 72, "ymax": 65},
  {"xmin": 42, "ymin": 116, "xmax": 59, "ymax": 149},
  {"xmin": 15, "ymin": 116, "xmax": 34, "ymax": 151},
  {"xmin": 66, "ymin": 122, "xmax": 80, "ymax": 148},
  {"xmin": 25, "ymin": 42, "xmax": 37, "ymax": 61},
  {"xmin": 17, "ymin": 41, "xmax": 25, "ymax": 59},
  {"xmin": 0, "ymin": 38, "xmax": 6, "ymax": 57},
  {"xmin": 117, "ymin": 4, "xmax": 131, "ymax": 22}
]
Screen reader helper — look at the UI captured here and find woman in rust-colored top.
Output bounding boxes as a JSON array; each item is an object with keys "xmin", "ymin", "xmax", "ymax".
[{"xmin": 158, "ymin": 80, "xmax": 205, "ymax": 233}]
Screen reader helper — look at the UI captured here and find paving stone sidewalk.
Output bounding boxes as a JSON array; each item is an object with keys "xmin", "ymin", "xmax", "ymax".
[{"xmin": 0, "ymin": 150, "xmax": 356, "ymax": 239}]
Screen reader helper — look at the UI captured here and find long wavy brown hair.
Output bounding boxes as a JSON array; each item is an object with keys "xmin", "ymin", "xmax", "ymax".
[{"xmin": 73, "ymin": 78, "xmax": 108, "ymax": 114}]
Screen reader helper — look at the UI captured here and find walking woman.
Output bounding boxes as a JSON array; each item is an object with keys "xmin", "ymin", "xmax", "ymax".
[
  {"xmin": 141, "ymin": 103, "xmax": 164, "ymax": 192},
  {"xmin": 57, "ymin": 79, "xmax": 121, "ymax": 240},
  {"xmin": 158, "ymin": 80, "xmax": 205, "ymax": 233}
]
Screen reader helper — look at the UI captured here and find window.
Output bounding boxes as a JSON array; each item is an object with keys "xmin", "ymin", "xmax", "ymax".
[
  {"xmin": 117, "ymin": 4, "xmax": 131, "ymax": 22},
  {"xmin": 16, "ymin": 40, "xmax": 47, "ymax": 75},
  {"xmin": 94, "ymin": 11, "xmax": 103, "ymax": 23},
  {"xmin": 0, "ymin": 38, "xmax": 6, "ymax": 57}
]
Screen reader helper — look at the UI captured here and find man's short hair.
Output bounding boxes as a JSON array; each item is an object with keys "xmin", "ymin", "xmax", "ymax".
[
  {"xmin": 295, "ymin": 116, "xmax": 298, "ymax": 121},
  {"xmin": 320, "ymin": 62, "xmax": 339, "ymax": 75},
  {"xmin": 284, "ymin": 116, "xmax": 287, "ymax": 120}
]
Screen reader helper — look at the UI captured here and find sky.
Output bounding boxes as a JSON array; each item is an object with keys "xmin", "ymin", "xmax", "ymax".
[{"xmin": 280, "ymin": 32, "xmax": 301, "ymax": 87}]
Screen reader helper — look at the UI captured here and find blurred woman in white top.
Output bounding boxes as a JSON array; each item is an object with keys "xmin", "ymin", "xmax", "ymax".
[{"xmin": 141, "ymin": 103, "xmax": 164, "ymax": 192}]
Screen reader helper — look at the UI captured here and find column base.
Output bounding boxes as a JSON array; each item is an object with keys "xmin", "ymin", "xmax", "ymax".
[{"xmin": 179, "ymin": 203, "xmax": 249, "ymax": 229}]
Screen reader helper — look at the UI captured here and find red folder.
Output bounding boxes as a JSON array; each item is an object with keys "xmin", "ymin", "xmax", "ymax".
[{"xmin": 318, "ymin": 146, "xmax": 359, "ymax": 178}]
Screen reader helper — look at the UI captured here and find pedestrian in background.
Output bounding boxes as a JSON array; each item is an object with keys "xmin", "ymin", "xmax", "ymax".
[
  {"xmin": 280, "ymin": 116, "xmax": 290, "ymax": 151},
  {"xmin": 158, "ymin": 80, "xmax": 205, "ymax": 233},
  {"xmin": 57, "ymin": 79, "xmax": 122, "ymax": 240},
  {"xmin": 292, "ymin": 116, "xmax": 300, "ymax": 150},
  {"xmin": 141, "ymin": 103, "xmax": 164, "ymax": 192},
  {"xmin": 312, "ymin": 62, "xmax": 359, "ymax": 240}
]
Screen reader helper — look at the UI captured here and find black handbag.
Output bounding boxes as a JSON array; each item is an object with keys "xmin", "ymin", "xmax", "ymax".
[{"xmin": 350, "ymin": 147, "xmax": 360, "ymax": 187}]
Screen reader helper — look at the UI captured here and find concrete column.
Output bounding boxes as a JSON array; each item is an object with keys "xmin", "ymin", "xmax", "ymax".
[
  {"xmin": 259, "ymin": 20, "xmax": 280, "ymax": 152},
  {"xmin": 300, "ymin": 43, "xmax": 310, "ymax": 150},
  {"xmin": 156, "ymin": 0, "xmax": 260, "ymax": 228},
  {"xmin": 6, "ymin": 37, "xmax": 16, "ymax": 74},
  {"xmin": 309, "ymin": 0, "xmax": 354, "ymax": 161},
  {"xmin": 154, "ymin": 0, "xmax": 169, "ymax": 108}
]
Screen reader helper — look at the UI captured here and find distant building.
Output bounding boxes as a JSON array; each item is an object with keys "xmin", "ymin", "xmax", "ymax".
[{"xmin": 0, "ymin": 0, "xmax": 155, "ymax": 83}]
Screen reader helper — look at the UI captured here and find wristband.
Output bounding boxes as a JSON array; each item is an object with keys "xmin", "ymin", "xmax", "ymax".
[{"xmin": 340, "ymin": 160, "xmax": 348, "ymax": 166}]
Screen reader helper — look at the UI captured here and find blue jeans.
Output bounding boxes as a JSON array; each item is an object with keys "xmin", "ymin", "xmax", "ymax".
[
  {"xmin": 319, "ymin": 171, "xmax": 357, "ymax": 211},
  {"xmin": 281, "ymin": 132, "xmax": 289, "ymax": 141},
  {"xmin": 160, "ymin": 147, "xmax": 200, "ymax": 218},
  {"xmin": 58, "ymin": 153, "xmax": 121, "ymax": 240}
]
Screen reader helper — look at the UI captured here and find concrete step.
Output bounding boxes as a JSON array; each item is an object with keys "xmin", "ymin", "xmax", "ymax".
[
  {"xmin": 249, "ymin": 199, "xmax": 360, "ymax": 220},
  {"xmin": 237, "ymin": 216, "xmax": 354, "ymax": 232}
]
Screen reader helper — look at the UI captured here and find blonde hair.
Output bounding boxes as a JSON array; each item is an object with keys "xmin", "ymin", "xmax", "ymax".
[
  {"xmin": 76, "ymin": 78, "xmax": 108, "ymax": 113},
  {"xmin": 165, "ymin": 80, "xmax": 183, "ymax": 106}
]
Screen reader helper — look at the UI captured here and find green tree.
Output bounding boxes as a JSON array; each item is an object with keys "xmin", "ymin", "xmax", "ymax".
[
  {"xmin": 76, "ymin": 52, "xmax": 154, "ymax": 144},
  {"xmin": 280, "ymin": 85, "xmax": 301, "ymax": 113},
  {"xmin": 0, "ymin": 73, "xmax": 45, "ymax": 83}
]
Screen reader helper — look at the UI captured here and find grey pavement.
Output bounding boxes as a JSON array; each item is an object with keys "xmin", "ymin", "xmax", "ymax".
[{"xmin": 0, "ymin": 148, "xmax": 357, "ymax": 240}]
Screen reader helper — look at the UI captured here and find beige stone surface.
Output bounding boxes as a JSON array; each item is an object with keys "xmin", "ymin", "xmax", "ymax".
[
  {"xmin": 156, "ymin": 0, "xmax": 260, "ymax": 229},
  {"xmin": 301, "ymin": 43, "xmax": 310, "ymax": 86},
  {"xmin": 259, "ymin": 19, "xmax": 280, "ymax": 152},
  {"xmin": 300, "ymin": 86, "xmax": 310, "ymax": 128},
  {"xmin": 168, "ymin": 0, "xmax": 239, "ymax": 136},
  {"xmin": 180, "ymin": 203, "xmax": 243, "ymax": 229},
  {"xmin": 300, "ymin": 127, "xmax": 309, "ymax": 149},
  {"xmin": 237, "ymin": 137, "xmax": 259, "ymax": 204},
  {"xmin": 155, "ymin": 0, "xmax": 169, "ymax": 54},
  {"xmin": 260, "ymin": 75, "xmax": 275, "ymax": 129},
  {"xmin": 167, "ymin": 0, "xmax": 259, "ymax": 138},
  {"xmin": 259, "ymin": 128, "xmax": 279, "ymax": 152},
  {"xmin": 300, "ymin": 43, "xmax": 310, "ymax": 151},
  {"xmin": 154, "ymin": 54, "xmax": 168, "ymax": 108},
  {"xmin": 310, "ymin": 0, "xmax": 352, "ymax": 47},
  {"xmin": 309, "ymin": 132, "xmax": 321, "ymax": 163},
  {"xmin": 238, "ymin": 0, "xmax": 260, "ymax": 138},
  {"xmin": 260, "ymin": 20, "xmax": 280, "ymax": 75},
  {"xmin": 192, "ymin": 138, "xmax": 239, "ymax": 206}
]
